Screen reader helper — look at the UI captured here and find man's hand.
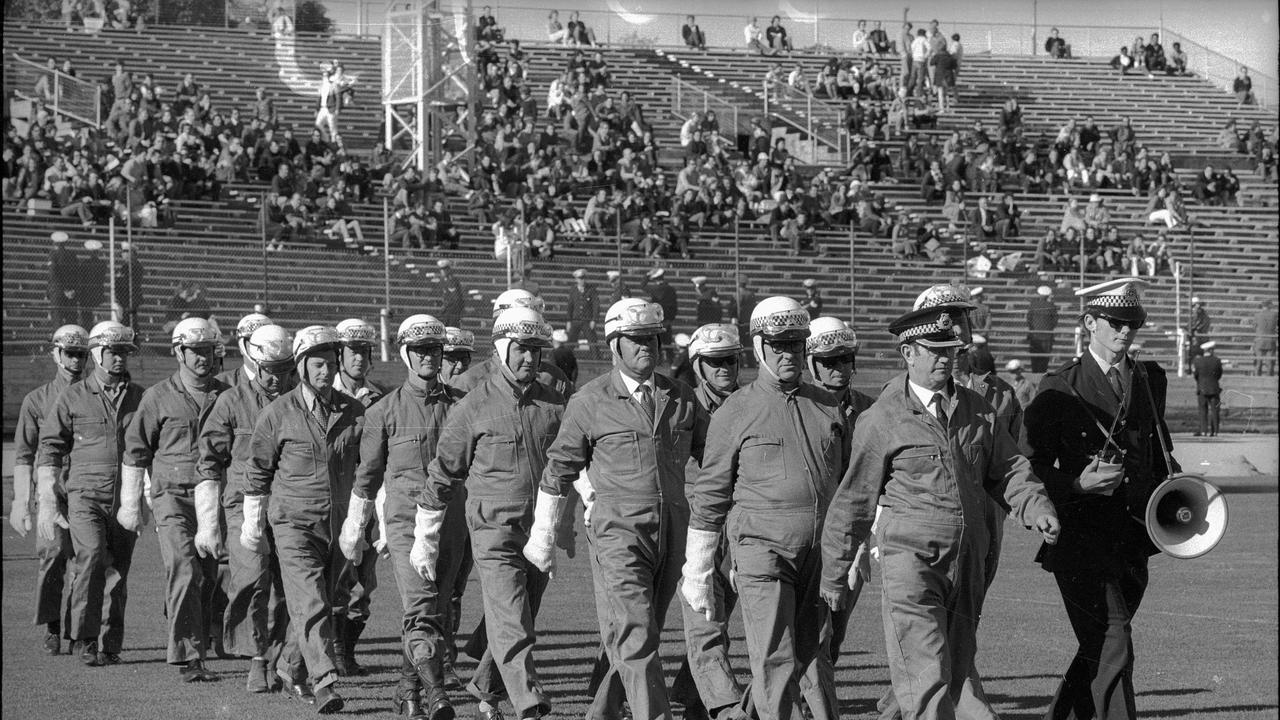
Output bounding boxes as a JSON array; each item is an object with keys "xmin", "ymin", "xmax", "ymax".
[
  {"xmin": 1076, "ymin": 456, "xmax": 1125, "ymax": 495},
  {"xmin": 1035, "ymin": 514, "xmax": 1061, "ymax": 544},
  {"xmin": 819, "ymin": 580, "xmax": 846, "ymax": 612}
]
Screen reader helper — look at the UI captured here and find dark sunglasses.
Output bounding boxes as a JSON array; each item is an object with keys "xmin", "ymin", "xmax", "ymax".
[
  {"xmin": 765, "ymin": 339, "xmax": 805, "ymax": 354},
  {"xmin": 1102, "ymin": 316, "xmax": 1144, "ymax": 331},
  {"xmin": 701, "ymin": 355, "xmax": 738, "ymax": 368},
  {"xmin": 814, "ymin": 354, "xmax": 854, "ymax": 366},
  {"xmin": 62, "ymin": 349, "xmax": 89, "ymax": 359}
]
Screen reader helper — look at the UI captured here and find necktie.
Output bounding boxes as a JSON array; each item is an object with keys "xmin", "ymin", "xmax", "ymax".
[
  {"xmin": 636, "ymin": 384, "xmax": 655, "ymax": 426},
  {"xmin": 1107, "ymin": 367, "xmax": 1124, "ymax": 400},
  {"xmin": 931, "ymin": 392, "xmax": 949, "ymax": 427},
  {"xmin": 313, "ymin": 398, "xmax": 330, "ymax": 430}
]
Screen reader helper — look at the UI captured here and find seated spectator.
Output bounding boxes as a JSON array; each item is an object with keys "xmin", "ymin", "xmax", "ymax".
[
  {"xmin": 1234, "ymin": 67, "xmax": 1255, "ymax": 107},
  {"xmin": 317, "ymin": 190, "xmax": 364, "ymax": 250},
  {"xmin": 1167, "ymin": 42, "xmax": 1188, "ymax": 75},
  {"xmin": 1075, "ymin": 226, "xmax": 1104, "ymax": 271},
  {"xmin": 851, "ymin": 21, "xmax": 872, "ymax": 54},
  {"xmin": 1192, "ymin": 165, "xmax": 1223, "ymax": 206},
  {"xmin": 744, "ymin": 16, "xmax": 769, "ymax": 55},
  {"xmin": 1218, "ymin": 119, "xmax": 1247, "ymax": 153},
  {"xmin": 891, "ymin": 211, "xmax": 921, "ymax": 259},
  {"xmin": 389, "ymin": 203, "xmax": 422, "ymax": 249},
  {"xmin": 1219, "ymin": 167, "xmax": 1241, "ymax": 206},
  {"xmin": 566, "ymin": 11, "xmax": 598, "ymax": 47},
  {"xmin": 493, "ymin": 209, "xmax": 529, "ymax": 265},
  {"xmin": 1147, "ymin": 232, "xmax": 1174, "ymax": 273},
  {"xmin": 765, "ymin": 16, "xmax": 793, "ymax": 55},
  {"xmin": 1145, "ymin": 187, "xmax": 1186, "ymax": 228},
  {"xmin": 1083, "ymin": 193, "xmax": 1110, "ymax": 230},
  {"xmin": 1126, "ymin": 234, "xmax": 1157, "ymax": 276},
  {"xmin": 425, "ymin": 198, "xmax": 460, "ymax": 249},
  {"xmin": 477, "ymin": 5, "xmax": 504, "ymax": 42},
  {"xmin": 1111, "ymin": 46, "xmax": 1136, "ymax": 75},
  {"xmin": 921, "ymin": 160, "xmax": 947, "ymax": 203},
  {"xmin": 920, "ymin": 220, "xmax": 950, "ymax": 263},
  {"xmin": 1060, "ymin": 196, "xmax": 1087, "ymax": 234},
  {"xmin": 164, "ymin": 281, "xmax": 212, "ymax": 330},
  {"xmin": 941, "ymin": 180, "xmax": 967, "ymax": 230},
  {"xmin": 547, "ymin": 10, "xmax": 568, "ymax": 44},
  {"xmin": 1045, "ymin": 27, "xmax": 1072, "ymax": 59},
  {"xmin": 1100, "ymin": 227, "xmax": 1125, "ymax": 271},
  {"xmin": 967, "ymin": 196, "xmax": 999, "ymax": 239},
  {"xmin": 1144, "ymin": 33, "xmax": 1167, "ymax": 75},
  {"xmin": 682, "ymin": 15, "xmax": 706, "ymax": 50},
  {"xmin": 994, "ymin": 193, "xmax": 1024, "ymax": 238},
  {"xmin": 869, "ymin": 21, "xmax": 892, "ymax": 54},
  {"xmin": 1033, "ymin": 228, "xmax": 1069, "ymax": 271}
]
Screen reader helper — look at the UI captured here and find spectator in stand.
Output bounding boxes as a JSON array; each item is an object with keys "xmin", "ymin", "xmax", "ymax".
[
  {"xmin": 1125, "ymin": 233, "xmax": 1157, "ymax": 277},
  {"xmin": 869, "ymin": 21, "xmax": 892, "ymax": 55},
  {"xmin": 1045, "ymin": 27, "xmax": 1072, "ymax": 58},
  {"xmin": 566, "ymin": 11, "xmax": 598, "ymax": 47},
  {"xmin": 1145, "ymin": 186, "xmax": 1187, "ymax": 229},
  {"xmin": 1111, "ymin": 46, "xmax": 1135, "ymax": 76},
  {"xmin": 1167, "ymin": 42, "xmax": 1189, "ymax": 75},
  {"xmin": 851, "ymin": 20, "xmax": 872, "ymax": 54},
  {"xmin": 1083, "ymin": 193, "xmax": 1110, "ymax": 231},
  {"xmin": 1254, "ymin": 300, "xmax": 1278, "ymax": 376},
  {"xmin": 477, "ymin": 5, "xmax": 504, "ymax": 42},
  {"xmin": 744, "ymin": 17, "xmax": 769, "ymax": 55},
  {"xmin": 1143, "ymin": 33, "xmax": 1167, "ymax": 76},
  {"xmin": 164, "ymin": 280, "xmax": 212, "ymax": 331},
  {"xmin": 547, "ymin": 10, "xmax": 568, "ymax": 44},
  {"xmin": 1033, "ymin": 228, "xmax": 1068, "ymax": 271},
  {"xmin": 1192, "ymin": 165, "xmax": 1224, "ymax": 205},
  {"xmin": 909, "ymin": 29, "xmax": 930, "ymax": 96},
  {"xmin": 682, "ymin": 15, "xmax": 706, "ymax": 50},
  {"xmin": 765, "ymin": 16, "xmax": 793, "ymax": 55}
]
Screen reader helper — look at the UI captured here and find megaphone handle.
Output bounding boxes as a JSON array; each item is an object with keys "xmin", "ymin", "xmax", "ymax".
[{"xmin": 1135, "ymin": 361, "xmax": 1177, "ymax": 476}]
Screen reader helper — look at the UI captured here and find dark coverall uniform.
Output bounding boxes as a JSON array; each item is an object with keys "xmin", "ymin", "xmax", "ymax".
[
  {"xmin": 123, "ymin": 371, "xmax": 228, "ymax": 666},
  {"xmin": 689, "ymin": 377, "xmax": 846, "ymax": 720},
  {"xmin": 38, "ymin": 372, "xmax": 146, "ymax": 655},
  {"xmin": 351, "ymin": 376, "xmax": 466, "ymax": 695},
  {"xmin": 426, "ymin": 372, "xmax": 565, "ymax": 717},
  {"xmin": 543, "ymin": 369, "xmax": 706, "ymax": 720},
  {"xmin": 821, "ymin": 375, "xmax": 1055, "ymax": 720},
  {"xmin": 672, "ymin": 382, "xmax": 746, "ymax": 720},
  {"xmin": 196, "ymin": 377, "xmax": 288, "ymax": 663},
  {"xmin": 244, "ymin": 384, "xmax": 365, "ymax": 690},
  {"xmin": 1025, "ymin": 354, "xmax": 1177, "ymax": 720},
  {"xmin": 16, "ymin": 371, "xmax": 77, "ymax": 637}
]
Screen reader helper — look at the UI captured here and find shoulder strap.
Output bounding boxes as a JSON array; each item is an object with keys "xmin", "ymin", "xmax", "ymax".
[
  {"xmin": 1133, "ymin": 361, "xmax": 1177, "ymax": 475},
  {"xmin": 1061, "ymin": 374, "xmax": 1127, "ymax": 459}
]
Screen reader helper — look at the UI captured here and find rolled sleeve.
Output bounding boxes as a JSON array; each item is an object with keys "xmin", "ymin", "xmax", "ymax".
[
  {"xmin": 36, "ymin": 394, "xmax": 75, "ymax": 469},
  {"xmin": 352, "ymin": 403, "xmax": 390, "ymax": 500},
  {"xmin": 121, "ymin": 393, "xmax": 160, "ymax": 469},
  {"xmin": 243, "ymin": 408, "xmax": 281, "ymax": 497},
  {"xmin": 14, "ymin": 393, "xmax": 42, "ymax": 467},
  {"xmin": 540, "ymin": 394, "xmax": 592, "ymax": 497},
  {"xmin": 195, "ymin": 396, "xmax": 234, "ymax": 487}
]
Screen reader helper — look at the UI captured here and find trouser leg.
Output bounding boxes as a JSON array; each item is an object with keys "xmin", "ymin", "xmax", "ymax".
[
  {"xmin": 154, "ymin": 488, "xmax": 215, "ymax": 665},
  {"xmin": 1198, "ymin": 394, "xmax": 1209, "ymax": 434},
  {"xmin": 35, "ymin": 482, "xmax": 73, "ymax": 630},
  {"xmin": 733, "ymin": 544, "xmax": 802, "ymax": 720},
  {"xmin": 68, "ymin": 493, "xmax": 107, "ymax": 644},
  {"xmin": 272, "ymin": 519, "xmax": 339, "ymax": 689},
  {"xmin": 385, "ymin": 489, "xmax": 447, "ymax": 668},
  {"xmin": 794, "ymin": 544, "xmax": 837, "ymax": 720},
  {"xmin": 1208, "ymin": 394, "xmax": 1220, "ymax": 434},
  {"xmin": 955, "ymin": 509, "xmax": 1003, "ymax": 720},
  {"xmin": 99, "ymin": 500, "xmax": 137, "ymax": 654},
  {"xmin": 224, "ymin": 504, "xmax": 287, "ymax": 661},
  {"xmin": 675, "ymin": 537, "xmax": 744, "ymax": 716}
]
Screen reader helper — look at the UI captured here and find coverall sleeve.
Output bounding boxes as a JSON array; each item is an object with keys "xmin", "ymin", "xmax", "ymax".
[
  {"xmin": 243, "ymin": 407, "xmax": 282, "ymax": 497},
  {"xmin": 688, "ymin": 405, "xmax": 739, "ymax": 532},
  {"xmin": 540, "ymin": 392, "xmax": 593, "ymax": 496},
  {"xmin": 1020, "ymin": 373, "xmax": 1079, "ymax": 506},
  {"xmin": 14, "ymin": 392, "xmax": 42, "ymax": 467},
  {"xmin": 195, "ymin": 393, "xmax": 234, "ymax": 487},
  {"xmin": 121, "ymin": 391, "xmax": 160, "ymax": 469},
  {"xmin": 688, "ymin": 396, "xmax": 709, "ymax": 467},
  {"xmin": 821, "ymin": 415, "xmax": 888, "ymax": 590},
  {"xmin": 352, "ymin": 402, "xmax": 389, "ymax": 500},
  {"xmin": 36, "ymin": 392, "xmax": 75, "ymax": 469},
  {"xmin": 984, "ymin": 421, "xmax": 1056, "ymax": 528},
  {"xmin": 423, "ymin": 399, "xmax": 478, "ymax": 511}
]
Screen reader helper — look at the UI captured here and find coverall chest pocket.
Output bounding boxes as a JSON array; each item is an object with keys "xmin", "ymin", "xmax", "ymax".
[
  {"xmin": 387, "ymin": 434, "xmax": 422, "ymax": 475},
  {"xmin": 596, "ymin": 430, "xmax": 641, "ymax": 476},
  {"xmin": 74, "ymin": 417, "xmax": 108, "ymax": 446},
  {"xmin": 280, "ymin": 439, "xmax": 316, "ymax": 479},
  {"xmin": 892, "ymin": 445, "xmax": 944, "ymax": 494},
  {"xmin": 739, "ymin": 436, "xmax": 785, "ymax": 485},
  {"xmin": 476, "ymin": 435, "xmax": 517, "ymax": 474},
  {"xmin": 159, "ymin": 416, "xmax": 196, "ymax": 454}
]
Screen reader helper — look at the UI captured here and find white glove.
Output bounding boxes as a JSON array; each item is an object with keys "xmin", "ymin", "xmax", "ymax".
[
  {"xmin": 522, "ymin": 490, "xmax": 566, "ymax": 578},
  {"xmin": 573, "ymin": 470, "xmax": 596, "ymax": 528},
  {"xmin": 410, "ymin": 505, "xmax": 447, "ymax": 580},
  {"xmin": 681, "ymin": 528, "xmax": 721, "ymax": 622},
  {"xmin": 338, "ymin": 491, "xmax": 375, "ymax": 563},
  {"xmin": 116, "ymin": 464, "xmax": 148, "ymax": 533},
  {"xmin": 373, "ymin": 485, "xmax": 389, "ymax": 557},
  {"xmin": 35, "ymin": 466, "xmax": 70, "ymax": 543},
  {"xmin": 870, "ymin": 504, "xmax": 884, "ymax": 562},
  {"xmin": 193, "ymin": 480, "xmax": 223, "ymax": 559},
  {"xmin": 240, "ymin": 494, "xmax": 269, "ymax": 555},
  {"xmin": 10, "ymin": 465, "xmax": 34, "ymax": 537},
  {"xmin": 143, "ymin": 469, "xmax": 154, "ymax": 510}
]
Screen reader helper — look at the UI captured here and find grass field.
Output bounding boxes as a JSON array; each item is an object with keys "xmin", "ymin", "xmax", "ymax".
[{"xmin": 2, "ymin": 457, "xmax": 1276, "ymax": 719}]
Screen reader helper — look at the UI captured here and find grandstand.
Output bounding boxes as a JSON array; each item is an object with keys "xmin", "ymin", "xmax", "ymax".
[{"xmin": 3, "ymin": 18, "xmax": 1276, "ymax": 428}]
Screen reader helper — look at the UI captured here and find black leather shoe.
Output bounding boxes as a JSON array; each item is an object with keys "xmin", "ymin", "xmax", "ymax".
[
  {"xmin": 246, "ymin": 659, "xmax": 271, "ymax": 693},
  {"xmin": 314, "ymin": 685, "xmax": 345, "ymax": 714},
  {"xmin": 80, "ymin": 640, "xmax": 102, "ymax": 666},
  {"xmin": 180, "ymin": 659, "xmax": 220, "ymax": 682},
  {"xmin": 682, "ymin": 703, "xmax": 710, "ymax": 720},
  {"xmin": 442, "ymin": 661, "xmax": 462, "ymax": 691},
  {"xmin": 282, "ymin": 680, "xmax": 316, "ymax": 704},
  {"xmin": 475, "ymin": 706, "xmax": 503, "ymax": 720},
  {"xmin": 44, "ymin": 632, "xmax": 61, "ymax": 655},
  {"xmin": 394, "ymin": 693, "xmax": 424, "ymax": 718}
]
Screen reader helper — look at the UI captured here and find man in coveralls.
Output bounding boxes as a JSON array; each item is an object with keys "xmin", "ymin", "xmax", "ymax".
[
  {"xmin": 12, "ymin": 324, "xmax": 88, "ymax": 655},
  {"xmin": 1026, "ymin": 278, "xmax": 1179, "ymax": 720},
  {"xmin": 38, "ymin": 321, "xmax": 146, "ymax": 666},
  {"xmin": 196, "ymin": 323, "xmax": 296, "ymax": 693},
  {"xmin": 670, "ymin": 323, "xmax": 749, "ymax": 720},
  {"xmin": 820, "ymin": 297, "xmax": 1060, "ymax": 720},
  {"xmin": 441, "ymin": 327, "xmax": 476, "ymax": 384},
  {"xmin": 338, "ymin": 314, "xmax": 464, "ymax": 720},
  {"xmin": 331, "ymin": 317, "xmax": 387, "ymax": 676},
  {"xmin": 425, "ymin": 306, "xmax": 565, "ymax": 720},
  {"xmin": 242, "ymin": 325, "xmax": 366, "ymax": 713},
  {"xmin": 120, "ymin": 316, "xmax": 228, "ymax": 682},
  {"xmin": 439, "ymin": 323, "xmax": 477, "ymax": 678},
  {"xmin": 216, "ymin": 312, "xmax": 275, "ymax": 387},
  {"xmin": 527, "ymin": 297, "xmax": 706, "ymax": 720},
  {"xmin": 453, "ymin": 289, "xmax": 574, "ymax": 398},
  {"xmin": 683, "ymin": 297, "xmax": 845, "ymax": 720}
]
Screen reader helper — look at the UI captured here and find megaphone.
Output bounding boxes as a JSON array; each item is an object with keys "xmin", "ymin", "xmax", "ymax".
[{"xmin": 1144, "ymin": 473, "xmax": 1228, "ymax": 559}]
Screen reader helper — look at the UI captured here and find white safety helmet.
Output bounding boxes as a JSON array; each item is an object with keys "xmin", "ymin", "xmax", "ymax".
[
  {"xmin": 235, "ymin": 312, "xmax": 274, "ymax": 340},
  {"xmin": 749, "ymin": 296, "xmax": 811, "ymax": 340},
  {"xmin": 172, "ymin": 317, "xmax": 219, "ymax": 348},
  {"xmin": 674, "ymin": 333, "xmax": 692, "ymax": 349},
  {"xmin": 88, "ymin": 320, "xmax": 138, "ymax": 364},
  {"xmin": 688, "ymin": 324, "xmax": 741, "ymax": 361},
  {"xmin": 603, "ymin": 298, "xmax": 665, "ymax": 341},
  {"xmin": 806, "ymin": 317, "xmax": 858, "ymax": 357},
  {"xmin": 52, "ymin": 324, "xmax": 90, "ymax": 351},
  {"xmin": 245, "ymin": 324, "xmax": 294, "ymax": 373},
  {"xmin": 913, "ymin": 283, "xmax": 976, "ymax": 312},
  {"xmin": 492, "ymin": 307, "xmax": 554, "ymax": 348},
  {"xmin": 491, "ymin": 288, "xmax": 545, "ymax": 318},
  {"xmin": 443, "ymin": 327, "xmax": 475, "ymax": 353},
  {"xmin": 396, "ymin": 314, "xmax": 447, "ymax": 347},
  {"xmin": 336, "ymin": 318, "xmax": 378, "ymax": 348},
  {"xmin": 292, "ymin": 325, "xmax": 343, "ymax": 361}
]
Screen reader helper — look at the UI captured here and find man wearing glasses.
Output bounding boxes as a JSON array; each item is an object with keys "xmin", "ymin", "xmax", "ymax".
[
  {"xmin": 820, "ymin": 294, "xmax": 1059, "ymax": 719},
  {"xmin": 1024, "ymin": 278, "xmax": 1180, "ymax": 718},
  {"xmin": 12, "ymin": 325, "xmax": 90, "ymax": 656},
  {"xmin": 38, "ymin": 321, "xmax": 147, "ymax": 667},
  {"xmin": 527, "ymin": 297, "xmax": 707, "ymax": 720},
  {"xmin": 685, "ymin": 297, "xmax": 845, "ymax": 720}
]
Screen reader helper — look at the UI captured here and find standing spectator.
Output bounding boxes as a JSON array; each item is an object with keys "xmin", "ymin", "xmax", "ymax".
[
  {"xmin": 436, "ymin": 259, "xmax": 467, "ymax": 328},
  {"xmin": 1003, "ymin": 359, "xmax": 1037, "ymax": 409},
  {"xmin": 692, "ymin": 276, "xmax": 723, "ymax": 326},
  {"xmin": 550, "ymin": 328, "xmax": 579, "ymax": 384},
  {"xmin": 1185, "ymin": 297, "xmax": 1211, "ymax": 365},
  {"xmin": 1192, "ymin": 341, "xmax": 1223, "ymax": 436},
  {"xmin": 1251, "ymin": 300, "xmax": 1278, "ymax": 376},
  {"xmin": 1026, "ymin": 285, "xmax": 1059, "ymax": 372},
  {"xmin": 898, "ymin": 22, "xmax": 915, "ymax": 80},
  {"xmin": 909, "ymin": 29, "xmax": 930, "ymax": 96},
  {"xmin": 1233, "ymin": 67, "xmax": 1254, "ymax": 107},
  {"xmin": 566, "ymin": 268, "xmax": 599, "ymax": 349},
  {"xmin": 644, "ymin": 268, "xmax": 679, "ymax": 359},
  {"xmin": 48, "ymin": 231, "xmax": 82, "ymax": 326},
  {"xmin": 682, "ymin": 15, "xmax": 706, "ymax": 50},
  {"xmin": 77, "ymin": 240, "xmax": 107, "ymax": 329}
]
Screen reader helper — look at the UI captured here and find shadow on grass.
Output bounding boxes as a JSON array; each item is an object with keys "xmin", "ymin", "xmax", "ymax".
[
  {"xmin": 1137, "ymin": 687, "xmax": 1212, "ymax": 697},
  {"xmin": 1149, "ymin": 704, "xmax": 1280, "ymax": 717}
]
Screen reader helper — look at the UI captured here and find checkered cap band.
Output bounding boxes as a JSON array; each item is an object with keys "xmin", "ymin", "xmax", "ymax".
[
  {"xmin": 443, "ymin": 328, "xmax": 475, "ymax": 351},
  {"xmin": 751, "ymin": 309, "xmax": 812, "ymax": 338},
  {"xmin": 338, "ymin": 322, "xmax": 378, "ymax": 345},
  {"xmin": 1087, "ymin": 289, "xmax": 1142, "ymax": 309},
  {"xmin": 52, "ymin": 327, "xmax": 89, "ymax": 350},
  {"xmin": 914, "ymin": 284, "xmax": 973, "ymax": 311},
  {"xmin": 92, "ymin": 326, "xmax": 137, "ymax": 348},
  {"xmin": 898, "ymin": 311, "xmax": 962, "ymax": 342},
  {"xmin": 492, "ymin": 318, "xmax": 553, "ymax": 345},
  {"xmin": 807, "ymin": 327, "xmax": 858, "ymax": 354},
  {"xmin": 398, "ymin": 319, "xmax": 447, "ymax": 346}
]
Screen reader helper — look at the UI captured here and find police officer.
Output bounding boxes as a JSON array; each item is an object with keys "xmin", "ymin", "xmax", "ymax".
[
  {"xmin": 243, "ymin": 325, "xmax": 365, "ymax": 713},
  {"xmin": 426, "ymin": 307, "xmax": 565, "ymax": 720},
  {"xmin": 453, "ymin": 289, "xmax": 574, "ymax": 398},
  {"xmin": 195, "ymin": 324, "xmax": 296, "ymax": 694},
  {"xmin": 331, "ymin": 317, "xmax": 386, "ymax": 676},
  {"xmin": 684, "ymin": 298, "xmax": 844, "ymax": 720},
  {"xmin": 1026, "ymin": 278, "xmax": 1179, "ymax": 719},
  {"xmin": 1193, "ymin": 340, "xmax": 1223, "ymax": 437},
  {"xmin": 216, "ymin": 312, "xmax": 275, "ymax": 387},
  {"xmin": 13, "ymin": 324, "xmax": 88, "ymax": 655},
  {"xmin": 38, "ymin": 321, "xmax": 146, "ymax": 667},
  {"xmin": 820, "ymin": 298, "xmax": 1059, "ymax": 720},
  {"xmin": 566, "ymin": 267, "xmax": 599, "ymax": 348},
  {"xmin": 441, "ymin": 327, "xmax": 476, "ymax": 383},
  {"xmin": 529, "ymin": 297, "xmax": 706, "ymax": 720},
  {"xmin": 671, "ymin": 323, "xmax": 747, "ymax": 720},
  {"xmin": 120, "ymin": 317, "xmax": 228, "ymax": 682},
  {"xmin": 339, "ymin": 314, "xmax": 464, "ymax": 720}
]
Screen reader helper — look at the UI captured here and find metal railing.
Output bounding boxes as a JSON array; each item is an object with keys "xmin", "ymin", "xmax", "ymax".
[
  {"xmin": 672, "ymin": 77, "xmax": 742, "ymax": 139},
  {"xmin": 6, "ymin": 53, "xmax": 103, "ymax": 128},
  {"xmin": 1163, "ymin": 28, "xmax": 1276, "ymax": 109},
  {"xmin": 761, "ymin": 79, "xmax": 843, "ymax": 166}
]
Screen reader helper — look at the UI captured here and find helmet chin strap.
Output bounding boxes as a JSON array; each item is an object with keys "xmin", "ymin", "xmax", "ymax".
[
  {"xmin": 492, "ymin": 338, "xmax": 525, "ymax": 384},
  {"xmin": 53, "ymin": 349, "xmax": 83, "ymax": 379},
  {"xmin": 753, "ymin": 336, "xmax": 781, "ymax": 383}
]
